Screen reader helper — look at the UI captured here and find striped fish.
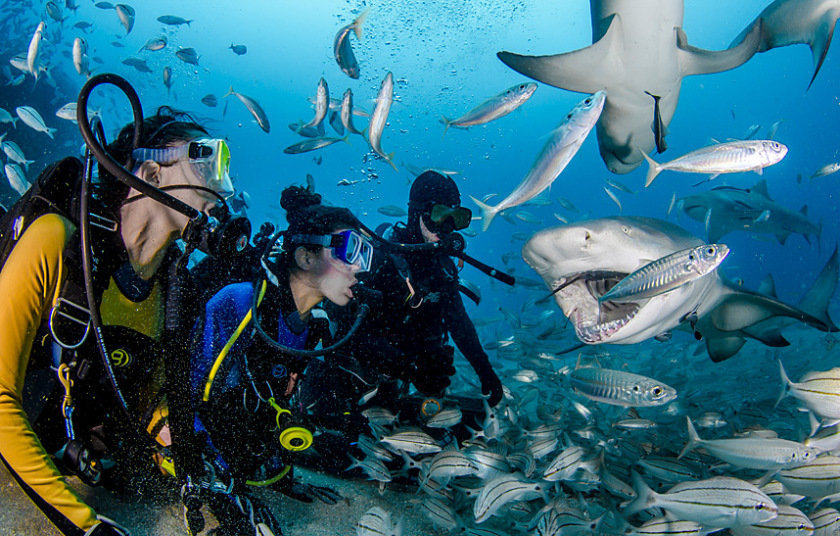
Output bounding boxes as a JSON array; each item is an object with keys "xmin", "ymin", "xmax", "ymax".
[
  {"xmin": 527, "ymin": 436, "xmax": 558, "ymax": 460},
  {"xmin": 346, "ymin": 454, "xmax": 392, "ymax": 483},
  {"xmin": 414, "ymin": 497, "xmax": 459, "ymax": 531},
  {"xmin": 809, "ymin": 508, "xmax": 840, "ymax": 536},
  {"xmin": 464, "ymin": 447, "xmax": 511, "ymax": 480},
  {"xmin": 423, "ymin": 450, "xmax": 478, "ymax": 485},
  {"xmin": 425, "ymin": 407, "xmax": 462, "ymax": 428},
  {"xmin": 380, "ymin": 430, "xmax": 441, "ymax": 455},
  {"xmin": 569, "ymin": 366, "xmax": 677, "ymax": 407},
  {"xmin": 507, "ymin": 451, "xmax": 536, "ymax": 477},
  {"xmin": 777, "ymin": 456, "xmax": 840, "ymax": 499},
  {"xmin": 730, "ymin": 505, "xmax": 813, "ymax": 536},
  {"xmin": 535, "ymin": 506, "xmax": 601, "ymax": 536},
  {"xmin": 623, "ymin": 518, "xmax": 707, "ymax": 536},
  {"xmin": 679, "ymin": 416, "xmax": 820, "ymax": 470},
  {"xmin": 543, "ymin": 444, "xmax": 589, "ymax": 481},
  {"xmin": 473, "ymin": 473, "xmax": 544, "ymax": 523},
  {"xmin": 355, "ymin": 507, "xmax": 401, "ymax": 536},
  {"xmin": 778, "ymin": 361, "xmax": 840, "ymax": 420},
  {"xmin": 624, "ymin": 473, "xmax": 779, "ymax": 529},
  {"xmin": 760, "ymin": 480, "xmax": 806, "ymax": 507},
  {"xmin": 599, "ymin": 244, "xmax": 728, "ymax": 303},
  {"xmin": 357, "ymin": 434, "xmax": 394, "ymax": 462}
]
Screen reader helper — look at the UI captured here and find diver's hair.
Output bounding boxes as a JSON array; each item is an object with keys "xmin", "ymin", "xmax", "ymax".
[
  {"xmin": 94, "ymin": 106, "xmax": 209, "ymax": 212},
  {"xmin": 279, "ymin": 185, "xmax": 358, "ymax": 271}
]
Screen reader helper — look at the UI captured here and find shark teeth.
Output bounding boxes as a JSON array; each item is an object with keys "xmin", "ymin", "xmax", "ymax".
[
  {"xmin": 559, "ymin": 272, "xmax": 641, "ymax": 343},
  {"xmin": 573, "ymin": 306, "xmax": 639, "ymax": 343}
]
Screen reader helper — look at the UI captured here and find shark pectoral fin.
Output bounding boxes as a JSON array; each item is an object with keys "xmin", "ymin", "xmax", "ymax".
[
  {"xmin": 796, "ymin": 245, "xmax": 840, "ymax": 331},
  {"xmin": 742, "ymin": 325, "xmax": 791, "ymax": 347},
  {"xmin": 705, "ymin": 334, "xmax": 746, "ymax": 363},
  {"xmin": 678, "ymin": 19, "xmax": 762, "ymax": 76},
  {"xmin": 807, "ymin": 11, "xmax": 839, "ymax": 90},
  {"xmin": 712, "ymin": 287, "xmax": 831, "ymax": 333},
  {"xmin": 497, "ymin": 13, "xmax": 622, "ymax": 92}
]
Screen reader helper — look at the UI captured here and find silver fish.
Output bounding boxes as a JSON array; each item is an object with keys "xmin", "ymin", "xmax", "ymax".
[
  {"xmin": 355, "ymin": 507, "xmax": 401, "ymax": 536},
  {"xmin": 778, "ymin": 361, "xmax": 840, "ymax": 420},
  {"xmin": 470, "ymin": 91, "xmax": 605, "ymax": 231},
  {"xmin": 599, "ymin": 244, "xmax": 729, "ymax": 302},
  {"xmin": 361, "ymin": 407, "xmax": 398, "ymax": 426},
  {"xmin": 441, "ymin": 82, "xmax": 536, "ymax": 136},
  {"xmin": 625, "ymin": 473, "xmax": 779, "ymax": 529},
  {"xmin": 175, "ymin": 47, "xmax": 199, "ymax": 65},
  {"xmin": 340, "ymin": 89, "xmax": 365, "ymax": 135},
  {"xmin": 73, "ymin": 37, "xmax": 89, "ymax": 77},
  {"xmin": 543, "ymin": 444, "xmax": 591, "ymax": 481},
  {"xmin": 730, "ymin": 505, "xmax": 813, "ymax": 536},
  {"xmin": 334, "ymin": 9, "xmax": 369, "ymax": 79},
  {"xmin": 140, "ymin": 36, "xmax": 167, "ymax": 52},
  {"xmin": 115, "ymin": 4, "xmax": 134, "ymax": 34},
  {"xmin": 415, "ymin": 496, "xmax": 458, "ymax": 531},
  {"xmin": 811, "ymin": 162, "xmax": 840, "ymax": 179},
  {"xmin": 680, "ymin": 417, "xmax": 820, "ymax": 470},
  {"xmin": 570, "ymin": 366, "xmax": 677, "ymax": 407},
  {"xmin": 606, "ymin": 177, "xmax": 636, "ymax": 194},
  {"xmin": 16, "ymin": 106, "xmax": 55, "ymax": 138},
  {"xmin": 162, "ymin": 66, "xmax": 172, "ymax": 93},
  {"xmin": 624, "ymin": 518, "xmax": 707, "ymax": 536},
  {"xmin": 200, "ymin": 94, "xmax": 217, "ymax": 107},
  {"xmin": 122, "ymin": 57, "xmax": 152, "ymax": 73},
  {"xmin": 224, "ymin": 86, "xmax": 270, "ymax": 133},
  {"xmin": 46, "ymin": 2, "xmax": 64, "ymax": 23},
  {"xmin": 809, "ymin": 508, "xmax": 840, "ymax": 536},
  {"xmin": 777, "ymin": 456, "xmax": 840, "ymax": 499},
  {"xmin": 642, "ymin": 140, "xmax": 788, "ymax": 187},
  {"xmin": 425, "ymin": 407, "xmax": 462, "ymax": 428},
  {"xmin": 283, "ymin": 136, "xmax": 346, "ymax": 155},
  {"xmin": 604, "ymin": 186, "xmax": 622, "ymax": 212},
  {"xmin": 3, "ymin": 141, "xmax": 34, "ymax": 170},
  {"xmin": 356, "ymin": 434, "xmax": 394, "ymax": 462},
  {"xmin": 473, "ymin": 473, "xmax": 544, "ymax": 523},
  {"xmin": 157, "ymin": 15, "xmax": 192, "ymax": 26},
  {"xmin": 302, "ymin": 78, "xmax": 329, "ymax": 134},
  {"xmin": 379, "ymin": 430, "xmax": 441, "ymax": 455},
  {"xmin": 377, "ymin": 205, "xmax": 406, "ymax": 217},
  {"xmin": 423, "ymin": 450, "xmax": 477, "ymax": 485},
  {"xmin": 638, "ymin": 456, "xmax": 702, "ymax": 484},
  {"xmin": 27, "ymin": 21, "xmax": 46, "ymax": 80},
  {"xmin": 346, "ymin": 454, "xmax": 391, "ymax": 482},
  {"xmin": 368, "ymin": 72, "xmax": 396, "ymax": 171},
  {"xmin": 5, "ymin": 163, "xmax": 29, "ymax": 196},
  {"xmin": 55, "ymin": 102, "xmax": 77, "ymax": 123}
]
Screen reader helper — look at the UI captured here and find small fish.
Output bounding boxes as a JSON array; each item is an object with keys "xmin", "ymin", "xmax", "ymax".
[
  {"xmin": 473, "ymin": 473, "xmax": 544, "ymax": 523},
  {"xmin": 667, "ymin": 192, "xmax": 676, "ymax": 216},
  {"xmin": 283, "ymin": 136, "xmax": 347, "ymax": 154},
  {"xmin": 139, "ymin": 36, "xmax": 167, "ymax": 52},
  {"xmin": 358, "ymin": 386, "xmax": 378, "ymax": 406},
  {"xmin": 73, "ymin": 37, "xmax": 89, "ymax": 77},
  {"xmin": 604, "ymin": 186, "xmax": 622, "ymax": 212},
  {"xmin": 767, "ymin": 120, "xmax": 782, "ymax": 140},
  {"xmin": 377, "ymin": 205, "xmax": 406, "ymax": 217},
  {"xmin": 441, "ymin": 82, "xmax": 537, "ymax": 136},
  {"xmin": 733, "ymin": 504, "xmax": 813, "ymax": 536},
  {"xmin": 333, "ymin": 9, "xmax": 369, "ymax": 79},
  {"xmin": 301, "ymin": 78, "xmax": 329, "ymax": 134},
  {"xmin": 512, "ymin": 369, "xmax": 539, "ymax": 383},
  {"xmin": 46, "ymin": 2, "xmax": 64, "ymax": 23},
  {"xmin": 424, "ymin": 450, "xmax": 477, "ymax": 485},
  {"xmin": 599, "ymin": 244, "xmax": 729, "ymax": 302},
  {"xmin": 624, "ymin": 518, "xmax": 706, "ymax": 536},
  {"xmin": 809, "ymin": 508, "xmax": 840, "ymax": 535},
  {"xmin": 426, "ymin": 407, "xmax": 462, "ymax": 429},
  {"xmin": 570, "ymin": 366, "xmax": 677, "ymax": 407},
  {"xmin": 175, "ymin": 47, "xmax": 199, "ymax": 65},
  {"xmin": 778, "ymin": 361, "xmax": 840, "ymax": 420},
  {"xmin": 744, "ymin": 123, "xmax": 761, "ymax": 139},
  {"xmin": 162, "ymin": 66, "xmax": 172, "ymax": 93},
  {"xmin": 361, "ymin": 407, "xmax": 398, "ymax": 426},
  {"xmin": 73, "ymin": 21, "xmax": 94, "ymax": 31},
  {"xmin": 645, "ymin": 91, "xmax": 668, "ymax": 153},
  {"xmin": 337, "ymin": 178, "xmax": 358, "ymax": 186},
  {"xmin": 470, "ymin": 91, "xmax": 605, "ymax": 230},
  {"xmin": 55, "ymin": 102, "xmax": 77, "ymax": 122},
  {"xmin": 16, "ymin": 106, "xmax": 56, "ymax": 138},
  {"xmin": 200, "ymin": 94, "xmax": 217, "ymax": 107},
  {"xmin": 368, "ymin": 72, "xmax": 397, "ymax": 171},
  {"xmin": 355, "ymin": 507, "xmax": 400, "ymax": 536},
  {"xmin": 121, "ymin": 57, "xmax": 152, "ymax": 73},
  {"xmin": 754, "ymin": 209, "xmax": 771, "ymax": 223},
  {"xmin": 95, "ymin": 1, "xmax": 115, "ymax": 9},
  {"xmin": 811, "ymin": 162, "xmax": 840, "ymax": 179},
  {"xmin": 0, "ymin": 108, "xmax": 18, "ymax": 128},
  {"xmin": 157, "ymin": 15, "xmax": 192, "ymax": 26},
  {"xmin": 115, "ymin": 4, "xmax": 135, "ymax": 34},
  {"xmin": 777, "ymin": 456, "xmax": 840, "ymax": 499},
  {"xmin": 642, "ymin": 140, "xmax": 788, "ymax": 187},
  {"xmin": 379, "ymin": 430, "xmax": 441, "ymax": 455},
  {"xmin": 27, "ymin": 21, "xmax": 46, "ymax": 80},
  {"xmin": 111, "ymin": 41, "xmax": 126, "ymax": 48},
  {"xmin": 229, "ymin": 44, "xmax": 247, "ymax": 55},
  {"xmin": 340, "ymin": 89, "xmax": 365, "ymax": 136},
  {"xmin": 606, "ymin": 177, "xmax": 635, "ymax": 194},
  {"xmin": 2, "ymin": 142, "xmax": 33, "ymax": 170},
  {"xmin": 346, "ymin": 454, "xmax": 391, "ymax": 482},
  {"xmin": 224, "ymin": 86, "xmax": 270, "ymax": 133},
  {"xmin": 5, "ymin": 163, "xmax": 29, "ymax": 196}
]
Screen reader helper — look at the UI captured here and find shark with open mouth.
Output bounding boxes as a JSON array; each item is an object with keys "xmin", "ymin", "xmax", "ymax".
[{"xmin": 522, "ymin": 217, "xmax": 838, "ymax": 362}]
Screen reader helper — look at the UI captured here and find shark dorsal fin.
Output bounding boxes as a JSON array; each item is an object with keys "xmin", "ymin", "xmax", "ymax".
[
  {"xmin": 757, "ymin": 274, "xmax": 778, "ymax": 298},
  {"xmin": 751, "ymin": 179, "xmax": 772, "ymax": 200}
]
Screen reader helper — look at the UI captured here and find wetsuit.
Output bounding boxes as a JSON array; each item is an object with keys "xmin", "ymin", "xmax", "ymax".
[
  {"xmin": 190, "ymin": 275, "xmax": 330, "ymax": 484},
  {"xmin": 0, "ymin": 213, "xmax": 181, "ymax": 533}
]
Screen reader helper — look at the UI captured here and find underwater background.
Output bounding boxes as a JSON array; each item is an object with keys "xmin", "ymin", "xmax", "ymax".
[{"xmin": 1, "ymin": 0, "xmax": 839, "ymax": 533}]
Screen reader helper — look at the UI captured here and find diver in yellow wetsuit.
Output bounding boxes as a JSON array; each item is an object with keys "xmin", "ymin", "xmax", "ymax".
[{"xmin": 0, "ymin": 102, "xmax": 243, "ymax": 535}]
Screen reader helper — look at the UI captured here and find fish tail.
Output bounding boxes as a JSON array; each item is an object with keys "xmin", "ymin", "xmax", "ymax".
[
  {"xmin": 223, "ymin": 85, "xmax": 235, "ymax": 99},
  {"xmin": 678, "ymin": 416, "xmax": 701, "ymax": 459},
  {"xmin": 46, "ymin": 127, "xmax": 56, "ymax": 140},
  {"xmin": 353, "ymin": 8, "xmax": 370, "ymax": 40},
  {"xmin": 11, "ymin": 118, "xmax": 17, "ymax": 128},
  {"xmin": 469, "ymin": 195, "xmax": 497, "ymax": 232},
  {"xmin": 386, "ymin": 153, "xmax": 397, "ymax": 172},
  {"xmin": 641, "ymin": 150, "xmax": 662, "ymax": 187},
  {"xmin": 776, "ymin": 359, "xmax": 792, "ymax": 408},
  {"xmin": 342, "ymin": 134, "xmax": 351, "ymax": 146},
  {"xmin": 440, "ymin": 115, "xmax": 451, "ymax": 139},
  {"xmin": 623, "ymin": 470, "xmax": 655, "ymax": 516}
]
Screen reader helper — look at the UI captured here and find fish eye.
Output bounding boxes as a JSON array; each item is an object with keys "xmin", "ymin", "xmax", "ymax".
[
  {"xmin": 519, "ymin": 84, "xmax": 526, "ymax": 89},
  {"xmin": 706, "ymin": 247, "xmax": 715, "ymax": 255},
  {"xmin": 633, "ymin": 385, "xmax": 640, "ymax": 392},
  {"xmin": 689, "ymin": 253, "xmax": 695, "ymax": 260},
  {"xmin": 584, "ymin": 98, "xmax": 592, "ymax": 105},
  {"xmin": 755, "ymin": 503, "xmax": 766, "ymax": 510},
  {"xmin": 652, "ymin": 386, "xmax": 662, "ymax": 396},
  {"xmin": 566, "ymin": 113, "xmax": 573, "ymax": 120},
  {"xmin": 584, "ymin": 231, "xmax": 591, "ymax": 241}
]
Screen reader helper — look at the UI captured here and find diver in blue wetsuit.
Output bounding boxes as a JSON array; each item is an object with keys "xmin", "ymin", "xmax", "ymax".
[{"xmin": 186, "ymin": 185, "xmax": 373, "ymax": 536}]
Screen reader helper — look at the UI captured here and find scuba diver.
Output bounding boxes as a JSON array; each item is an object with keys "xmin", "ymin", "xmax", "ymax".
[
  {"xmin": 185, "ymin": 185, "xmax": 373, "ymax": 535},
  {"xmin": 302, "ymin": 170, "xmax": 505, "ymax": 459},
  {"xmin": 0, "ymin": 75, "xmax": 251, "ymax": 535}
]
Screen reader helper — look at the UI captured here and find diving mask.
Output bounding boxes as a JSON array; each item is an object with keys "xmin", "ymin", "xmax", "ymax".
[
  {"xmin": 288, "ymin": 229, "xmax": 374, "ymax": 272},
  {"xmin": 131, "ymin": 138, "xmax": 233, "ymax": 196},
  {"xmin": 427, "ymin": 203, "xmax": 472, "ymax": 233}
]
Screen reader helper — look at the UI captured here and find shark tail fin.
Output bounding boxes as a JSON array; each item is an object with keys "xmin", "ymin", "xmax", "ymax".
[
  {"xmin": 469, "ymin": 195, "xmax": 498, "ymax": 232},
  {"xmin": 807, "ymin": 11, "xmax": 838, "ymax": 90},
  {"xmin": 641, "ymin": 150, "xmax": 662, "ymax": 187},
  {"xmin": 776, "ymin": 359, "xmax": 793, "ymax": 408},
  {"xmin": 678, "ymin": 416, "xmax": 701, "ymax": 460}
]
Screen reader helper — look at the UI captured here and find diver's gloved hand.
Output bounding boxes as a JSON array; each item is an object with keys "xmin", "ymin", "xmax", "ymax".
[
  {"xmin": 411, "ymin": 346, "xmax": 456, "ymax": 396},
  {"xmin": 208, "ymin": 491, "xmax": 282, "ymax": 536},
  {"xmin": 480, "ymin": 369, "xmax": 504, "ymax": 407},
  {"xmin": 84, "ymin": 516, "xmax": 130, "ymax": 535},
  {"xmin": 274, "ymin": 476, "xmax": 343, "ymax": 504}
]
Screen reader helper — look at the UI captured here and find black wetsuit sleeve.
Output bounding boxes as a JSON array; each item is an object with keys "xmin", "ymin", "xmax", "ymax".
[{"xmin": 442, "ymin": 287, "xmax": 495, "ymax": 381}]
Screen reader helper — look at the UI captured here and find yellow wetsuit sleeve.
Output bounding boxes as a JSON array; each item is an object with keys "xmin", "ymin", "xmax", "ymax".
[{"xmin": 0, "ymin": 213, "xmax": 98, "ymax": 531}]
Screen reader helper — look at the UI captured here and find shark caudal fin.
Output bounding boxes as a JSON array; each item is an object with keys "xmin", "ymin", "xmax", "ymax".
[{"xmin": 469, "ymin": 195, "xmax": 499, "ymax": 232}]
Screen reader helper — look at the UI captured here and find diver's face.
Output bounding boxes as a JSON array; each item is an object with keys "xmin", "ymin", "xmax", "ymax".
[
  {"xmin": 420, "ymin": 215, "xmax": 440, "ymax": 243},
  {"xmin": 310, "ymin": 230, "xmax": 362, "ymax": 306},
  {"xmin": 155, "ymin": 144, "xmax": 221, "ymax": 214}
]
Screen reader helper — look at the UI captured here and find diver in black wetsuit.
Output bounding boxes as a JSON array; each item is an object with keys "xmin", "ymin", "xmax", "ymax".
[{"xmin": 302, "ymin": 171, "xmax": 504, "ymax": 450}]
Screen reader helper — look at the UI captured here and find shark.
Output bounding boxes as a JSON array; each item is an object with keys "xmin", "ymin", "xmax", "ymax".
[
  {"xmin": 522, "ymin": 217, "xmax": 837, "ymax": 362},
  {"xmin": 732, "ymin": 0, "xmax": 840, "ymax": 89},
  {"xmin": 678, "ymin": 180, "xmax": 820, "ymax": 244},
  {"xmin": 497, "ymin": 0, "xmax": 762, "ymax": 174}
]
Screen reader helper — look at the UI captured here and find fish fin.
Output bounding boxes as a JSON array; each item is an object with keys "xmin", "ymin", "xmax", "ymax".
[
  {"xmin": 678, "ymin": 416, "xmax": 701, "ymax": 459},
  {"xmin": 386, "ymin": 153, "xmax": 397, "ymax": 172},
  {"xmin": 807, "ymin": 10, "xmax": 839, "ymax": 90},
  {"xmin": 223, "ymin": 85, "xmax": 234, "ymax": 99},
  {"xmin": 342, "ymin": 134, "xmax": 351, "ymax": 146},
  {"xmin": 708, "ymin": 173, "xmax": 720, "ymax": 181},
  {"xmin": 677, "ymin": 20, "xmax": 762, "ymax": 76},
  {"xmin": 440, "ymin": 115, "xmax": 450, "ymax": 139},
  {"xmin": 353, "ymin": 8, "xmax": 370, "ymax": 40},
  {"xmin": 47, "ymin": 128, "xmax": 56, "ymax": 139},
  {"xmin": 757, "ymin": 274, "xmax": 778, "ymax": 299},
  {"xmin": 469, "ymin": 195, "xmax": 498, "ymax": 232},
  {"xmin": 640, "ymin": 150, "xmax": 661, "ymax": 187},
  {"xmin": 496, "ymin": 13, "xmax": 622, "ymax": 92},
  {"xmin": 704, "ymin": 335, "xmax": 746, "ymax": 363},
  {"xmin": 795, "ymin": 244, "xmax": 839, "ymax": 331},
  {"xmin": 11, "ymin": 118, "xmax": 17, "ymax": 128},
  {"xmin": 776, "ymin": 360, "xmax": 793, "ymax": 409},
  {"xmin": 623, "ymin": 470, "xmax": 656, "ymax": 516},
  {"xmin": 751, "ymin": 179, "xmax": 771, "ymax": 199}
]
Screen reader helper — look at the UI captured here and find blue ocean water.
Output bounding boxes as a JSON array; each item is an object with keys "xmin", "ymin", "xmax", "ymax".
[{"xmin": 1, "ymin": 0, "xmax": 839, "ymax": 532}]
